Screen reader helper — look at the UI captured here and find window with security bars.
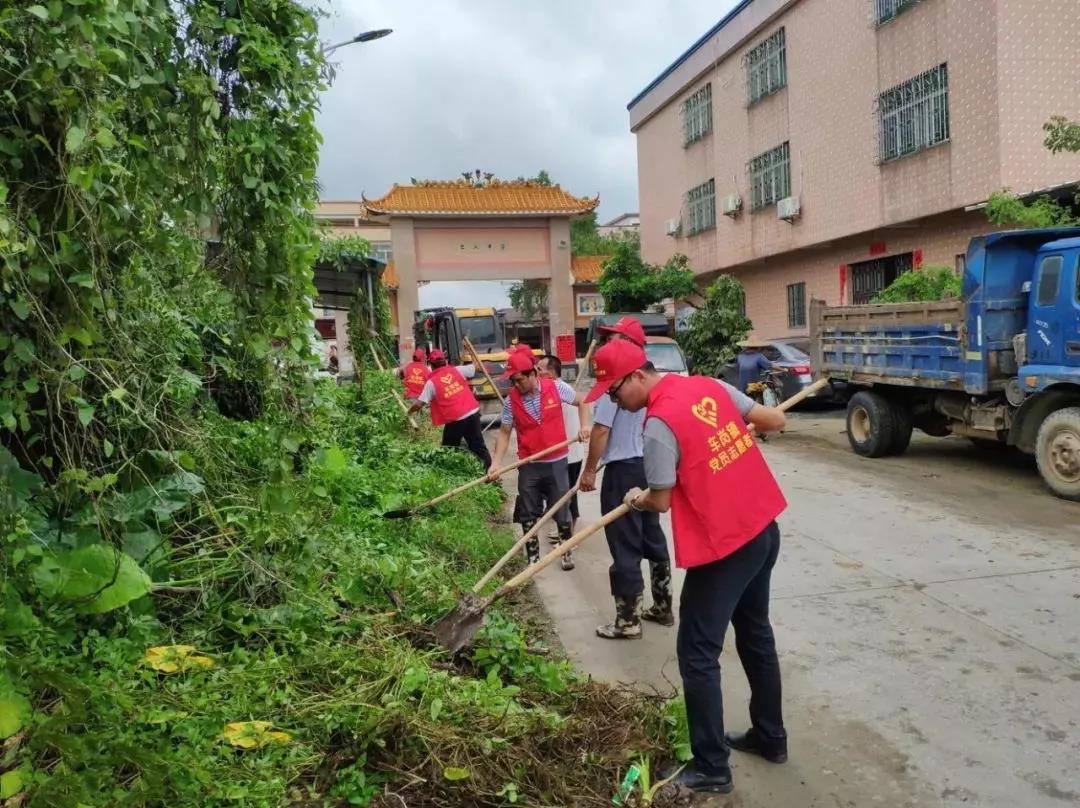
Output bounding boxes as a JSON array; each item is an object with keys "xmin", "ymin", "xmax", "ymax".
[
  {"xmin": 747, "ymin": 142, "xmax": 790, "ymax": 211},
  {"xmin": 875, "ymin": 0, "xmax": 921, "ymax": 25},
  {"xmin": 849, "ymin": 253, "xmax": 913, "ymax": 304},
  {"xmin": 745, "ymin": 28, "xmax": 786, "ymax": 104},
  {"xmin": 682, "ymin": 84, "xmax": 713, "ymax": 146},
  {"xmin": 787, "ymin": 283, "xmax": 806, "ymax": 329},
  {"xmin": 684, "ymin": 179, "xmax": 716, "ymax": 235},
  {"xmin": 878, "ymin": 63, "xmax": 949, "ymax": 162}
]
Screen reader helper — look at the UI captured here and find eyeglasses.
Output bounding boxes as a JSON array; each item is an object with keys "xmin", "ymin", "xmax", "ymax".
[{"xmin": 607, "ymin": 373, "xmax": 632, "ymax": 401}]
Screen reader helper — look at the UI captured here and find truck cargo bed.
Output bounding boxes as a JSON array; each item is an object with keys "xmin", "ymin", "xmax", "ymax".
[{"xmin": 809, "ymin": 299, "xmax": 966, "ymax": 390}]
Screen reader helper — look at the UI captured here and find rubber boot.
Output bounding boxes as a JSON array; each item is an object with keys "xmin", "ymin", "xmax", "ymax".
[
  {"xmin": 556, "ymin": 523, "xmax": 575, "ymax": 571},
  {"xmin": 521, "ymin": 521, "xmax": 540, "ymax": 565},
  {"xmin": 596, "ymin": 594, "xmax": 642, "ymax": 639},
  {"xmin": 641, "ymin": 561, "xmax": 675, "ymax": 626}
]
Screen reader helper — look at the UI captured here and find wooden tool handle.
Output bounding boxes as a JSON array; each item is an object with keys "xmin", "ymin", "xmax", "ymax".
[
  {"xmin": 472, "ymin": 463, "xmax": 595, "ymax": 593},
  {"xmin": 413, "ymin": 437, "xmax": 581, "ymax": 514},
  {"xmin": 573, "ymin": 339, "xmax": 598, "ymax": 392},
  {"xmin": 494, "ymin": 497, "xmax": 640, "ymax": 597},
  {"xmin": 369, "ymin": 344, "xmax": 420, "ymax": 429},
  {"xmin": 778, "ymin": 378, "xmax": 829, "ymax": 411},
  {"xmin": 464, "ymin": 336, "xmax": 505, "ymax": 405}
]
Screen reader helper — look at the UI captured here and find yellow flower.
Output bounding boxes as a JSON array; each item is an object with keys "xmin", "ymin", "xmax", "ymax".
[
  {"xmin": 144, "ymin": 645, "xmax": 215, "ymax": 673},
  {"xmin": 222, "ymin": 721, "xmax": 293, "ymax": 749}
]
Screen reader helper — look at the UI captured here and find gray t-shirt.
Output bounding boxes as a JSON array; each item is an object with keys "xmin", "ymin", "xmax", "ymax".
[
  {"xmin": 643, "ymin": 379, "xmax": 755, "ymax": 490},
  {"xmin": 592, "ymin": 395, "xmax": 645, "ymax": 463}
]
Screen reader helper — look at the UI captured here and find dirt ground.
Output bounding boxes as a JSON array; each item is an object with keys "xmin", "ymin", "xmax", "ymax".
[{"xmin": 494, "ymin": 412, "xmax": 1080, "ymax": 807}]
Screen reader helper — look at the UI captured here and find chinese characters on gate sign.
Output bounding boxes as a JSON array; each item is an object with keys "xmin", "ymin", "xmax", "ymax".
[{"xmin": 706, "ymin": 421, "xmax": 754, "ymax": 473}]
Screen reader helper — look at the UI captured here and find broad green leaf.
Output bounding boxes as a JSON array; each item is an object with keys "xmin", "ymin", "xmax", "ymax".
[
  {"xmin": 429, "ymin": 697, "xmax": 443, "ymax": 721},
  {"xmin": 0, "ymin": 694, "xmax": 29, "ymax": 739},
  {"xmin": 13, "ymin": 338, "xmax": 34, "ymax": 363},
  {"xmin": 443, "ymin": 767, "xmax": 470, "ymax": 781},
  {"xmin": 68, "ymin": 272, "xmax": 95, "ymax": 288},
  {"xmin": 0, "ymin": 769, "xmax": 23, "ymax": 799},
  {"xmin": 77, "ymin": 402, "xmax": 95, "ymax": 426},
  {"xmin": 65, "ymin": 125, "xmax": 86, "ymax": 153},
  {"xmin": 9, "ymin": 299, "xmax": 29, "ymax": 320},
  {"xmin": 32, "ymin": 544, "xmax": 151, "ymax": 614},
  {"xmin": 23, "ymin": 377, "xmax": 40, "ymax": 393},
  {"xmin": 322, "ymin": 446, "xmax": 347, "ymax": 474},
  {"xmin": 103, "ymin": 438, "xmax": 115, "ymax": 458},
  {"xmin": 26, "ymin": 5, "xmax": 49, "ymax": 20},
  {"xmin": 243, "ymin": 175, "xmax": 259, "ymax": 189}
]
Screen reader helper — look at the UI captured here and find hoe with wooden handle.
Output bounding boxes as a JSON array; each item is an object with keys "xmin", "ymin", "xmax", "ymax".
[
  {"xmin": 381, "ymin": 437, "xmax": 580, "ymax": 519},
  {"xmin": 433, "ymin": 497, "xmax": 641, "ymax": 654}
]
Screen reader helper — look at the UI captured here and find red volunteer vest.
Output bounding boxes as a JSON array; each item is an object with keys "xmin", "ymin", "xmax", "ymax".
[
  {"xmin": 428, "ymin": 366, "xmax": 479, "ymax": 426},
  {"xmin": 646, "ymin": 374, "xmax": 787, "ymax": 569},
  {"xmin": 510, "ymin": 378, "xmax": 568, "ymax": 461},
  {"xmin": 402, "ymin": 361, "xmax": 430, "ymax": 398}
]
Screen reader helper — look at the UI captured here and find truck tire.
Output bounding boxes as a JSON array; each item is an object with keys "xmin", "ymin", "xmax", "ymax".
[
  {"xmin": 846, "ymin": 391, "xmax": 897, "ymax": 458},
  {"xmin": 1035, "ymin": 407, "xmax": 1080, "ymax": 501},
  {"xmin": 887, "ymin": 399, "xmax": 914, "ymax": 456}
]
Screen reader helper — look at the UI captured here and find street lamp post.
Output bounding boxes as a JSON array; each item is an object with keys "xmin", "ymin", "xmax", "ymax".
[{"xmin": 321, "ymin": 29, "xmax": 393, "ymax": 56}]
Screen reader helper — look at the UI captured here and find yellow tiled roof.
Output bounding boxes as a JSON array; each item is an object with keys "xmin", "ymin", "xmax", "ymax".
[
  {"xmin": 571, "ymin": 255, "xmax": 611, "ymax": 284},
  {"xmin": 363, "ymin": 180, "xmax": 599, "ymax": 217}
]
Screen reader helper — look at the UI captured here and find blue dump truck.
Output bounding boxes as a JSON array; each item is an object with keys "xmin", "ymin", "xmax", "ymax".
[{"xmin": 810, "ymin": 228, "xmax": 1080, "ymax": 500}]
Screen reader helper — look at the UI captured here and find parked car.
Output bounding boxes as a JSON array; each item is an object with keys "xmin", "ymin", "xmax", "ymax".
[
  {"xmin": 719, "ymin": 338, "xmax": 818, "ymax": 401},
  {"xmin": 644, "ymin": 336, "xmax": 689, "ymax": 376}
]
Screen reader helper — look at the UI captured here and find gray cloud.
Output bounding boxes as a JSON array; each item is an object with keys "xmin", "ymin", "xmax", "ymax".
[{"xmin": 315, "ymin": 0, "xmax": 736, "ymax": 309}]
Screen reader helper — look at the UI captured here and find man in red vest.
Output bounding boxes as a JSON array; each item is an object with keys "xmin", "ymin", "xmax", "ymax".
[
  {"xmin": 585, "ymin": 339, "xmax": 788, "ymax": 796},
  {"xmin": 396, "ymin": 348, "xmax": 431, "ymax": 404},
  {"xmin": 488, "ymin": 349, "xmax": 590, "ymax": 569},
  {"xmin": 407, "ymin": 349, "xmax": 490, "ymax": 468}
]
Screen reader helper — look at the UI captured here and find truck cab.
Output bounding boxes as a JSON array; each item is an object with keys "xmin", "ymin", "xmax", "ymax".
[{"xmin": 1021, "ymin": 236, "xmax": 1080, "ymax": 384}]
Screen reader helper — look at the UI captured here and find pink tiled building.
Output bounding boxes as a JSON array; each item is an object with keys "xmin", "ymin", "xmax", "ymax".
[{"xmin": 630, "ymin": 0, "xmax": 1080, "ymax": 338}]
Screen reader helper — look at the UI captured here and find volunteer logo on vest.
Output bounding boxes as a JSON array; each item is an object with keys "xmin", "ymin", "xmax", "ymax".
[
  {"xmin": 440, "ymin": 373, "xmax": 465, "ymax": 397},
  {"xmin": 691, "ymin": 396, "xmax": 718, "ymax": 428}
]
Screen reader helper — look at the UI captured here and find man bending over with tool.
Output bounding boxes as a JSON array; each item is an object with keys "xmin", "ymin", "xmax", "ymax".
[
  {"xmin": 585, "ymin": 338, "xmax": 789, "ymax": 796},
  {"xmin": 408, "ymin": 349, "xmax": 490, "ymax": 468},
  {"xmin": 487, "ymin": 350, "xmax": 590, "ymax": 569}
]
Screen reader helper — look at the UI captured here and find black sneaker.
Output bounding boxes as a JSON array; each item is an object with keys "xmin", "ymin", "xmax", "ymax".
[{"xmin": 725, "ymin": 728, "xmax": 788, "ymax": 763}]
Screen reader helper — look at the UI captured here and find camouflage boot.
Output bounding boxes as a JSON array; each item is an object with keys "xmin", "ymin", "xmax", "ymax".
[
  {"xmin": 521, "ymin": 522, "xmax": 540, "ymax": 565},
  {"xmin": 556, "ymin": 522, "xmax": 574, "ymax": 571},
  {"xmin": 596, "ymin": 594, "xmax": 643, "ymax": 640},
  {"xmin": 641, "ymin": 561, "xmax": 675, "ymax": 626}
]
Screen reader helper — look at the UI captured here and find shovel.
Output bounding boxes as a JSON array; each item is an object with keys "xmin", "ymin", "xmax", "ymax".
[
  {"xmin": 471, "ymin": 462, "xmax": 597, "ymax": 592},
  {"xmin": 381, "ymin": 437, "xmax": 580, "ymax": 519},
  {"xmin": 433, "ymin": 496, "xmax": 642, "ymax": 654}
]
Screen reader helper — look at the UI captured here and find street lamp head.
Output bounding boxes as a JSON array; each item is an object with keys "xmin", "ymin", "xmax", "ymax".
[{"xmin": 356, "ymin": 28, "xmax": 392, "ymax": 43}]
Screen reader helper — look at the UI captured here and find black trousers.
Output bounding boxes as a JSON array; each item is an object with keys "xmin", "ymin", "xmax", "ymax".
[
  {"xmin": 599, "ymin": 458, "xmax": 670, "ymax": 598},
  {"xmin": 441, "ymin": 412, "xmax": 491, "ymax": 468},
  {"xmin": 517, "ymin": 458, "xmax": 571, "ymax": 529},
  {"xmin": 677, "ymin": 521, "xmax": 785, "ymax": 775},
  {"xmin": 566, "ymin": 460, "xmax": 582, "ymax": 521}
]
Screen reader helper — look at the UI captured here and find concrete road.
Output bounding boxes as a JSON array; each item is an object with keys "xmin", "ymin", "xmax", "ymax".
[{"xmin": 513, "ymin": 421, "xmax": 1080, "ymax": 807}]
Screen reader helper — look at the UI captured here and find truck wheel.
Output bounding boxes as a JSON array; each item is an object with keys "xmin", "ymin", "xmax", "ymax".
[
  {"xmin": 1035, "ymin": 407, "xmax": 1080, "ymax": 501},
  {"xmin": 887, "ymin": 400, "xmax": 913, "ymax": 456},
  {"xmin": 846, "ymin": 391, "xmax": 897, "ymax": 458}
]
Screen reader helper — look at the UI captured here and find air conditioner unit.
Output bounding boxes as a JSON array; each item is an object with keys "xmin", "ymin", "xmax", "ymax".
[
  {"xmin": 777, "ymin": 196, "xmax": 801, "ymax": 222},
  {"xmin": 665, "ymin": 217, "xmax": 682, "ymax": 236},
  {"xmin": 721, "ymin": 193, "xmax": 743, "ymax": 217}
]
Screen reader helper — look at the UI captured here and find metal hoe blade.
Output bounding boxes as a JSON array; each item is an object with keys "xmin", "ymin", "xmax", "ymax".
[
  {"xmin": 433, "ymin": 591, "xmax": 493, "ymax": 654},
  {"xmin": 380, "ymin": 508, "xmax": 412, "ymax": 520}
]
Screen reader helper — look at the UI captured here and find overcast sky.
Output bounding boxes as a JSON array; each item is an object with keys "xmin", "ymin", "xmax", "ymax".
[{"xmin": 316, "ymin": 0, "xmax": 737, "ymax": 308}]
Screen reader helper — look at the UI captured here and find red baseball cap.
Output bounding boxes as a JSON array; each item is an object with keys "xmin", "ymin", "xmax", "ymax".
[
  {"xmin": 412, "ymin": 348, "xmax": 426, "ymax": 361},
  {"xmin": 428, "ymin": 348, "xmax": 446, "ymax": 362},
  {"xmin": 598, "ymin": 316, "xmax": 646, "ymax": 347},
  {"xmin": 584, "ymin": 339, "xmax": 648, "ymax": 403},
  {"xmin": 500, "ymin": 349, "xmax": 536, "ymax": 379}
]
